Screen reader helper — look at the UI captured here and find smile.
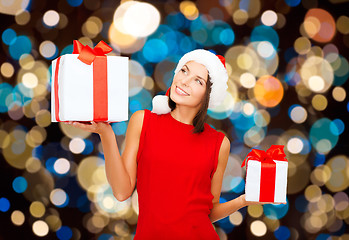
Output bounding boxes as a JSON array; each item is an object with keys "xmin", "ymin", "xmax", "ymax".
[{"xmin": 176, "ymin": 86, "xmax": 190, "ymax": 96}]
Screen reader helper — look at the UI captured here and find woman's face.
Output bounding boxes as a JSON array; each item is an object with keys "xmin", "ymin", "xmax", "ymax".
[{"xmin": 170, "ymin": 61, "xmax": 209, "ymax": 109}]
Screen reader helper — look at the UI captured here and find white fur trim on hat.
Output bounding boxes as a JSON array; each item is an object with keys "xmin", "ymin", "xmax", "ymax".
[{"xmin": 151, "ymin": 95, "xmax": 171, "ymax": 115}]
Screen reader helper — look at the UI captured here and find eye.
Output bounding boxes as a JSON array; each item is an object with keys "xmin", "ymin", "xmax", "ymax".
[
  {"xmin": 196, "ymin": 79, "xmax": 203, "ymax": 85},
  {"xmin": 180, "ymin": 69, "xmax": 187, "ymax": 74}
]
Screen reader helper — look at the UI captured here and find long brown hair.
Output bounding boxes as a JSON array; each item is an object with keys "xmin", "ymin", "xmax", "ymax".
[{"xmin": 168, "ymin": 74, "xmax": 213, "ymax": 134}]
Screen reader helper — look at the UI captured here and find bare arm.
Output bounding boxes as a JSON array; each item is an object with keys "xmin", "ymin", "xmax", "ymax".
[{"xmin": 66, "ymin": 110, "xmax": 144, "ymax": 201}]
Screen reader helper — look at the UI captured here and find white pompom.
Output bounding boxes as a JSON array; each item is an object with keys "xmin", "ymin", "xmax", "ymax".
[{"xmin": 151, "ymin": 95, "xmax": 171, "ymax": 115}]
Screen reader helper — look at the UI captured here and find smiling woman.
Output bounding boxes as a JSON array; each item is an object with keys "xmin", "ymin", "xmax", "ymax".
[{"xmin": 65, "ymin": 49, "xmax": 276, "ymax": 240}]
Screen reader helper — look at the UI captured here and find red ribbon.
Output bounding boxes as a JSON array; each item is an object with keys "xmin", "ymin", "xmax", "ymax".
[
  {"xmin": 241, "ymin": 145, "xmax": 287, "ymax": 202},
  {"xmin": 55, "ymin": 40, "xmax": 112, "ymax": 121}
]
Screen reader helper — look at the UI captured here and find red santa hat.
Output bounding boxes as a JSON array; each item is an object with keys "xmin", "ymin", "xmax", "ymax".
[{"xmin": 151, "ymin": 49, "xmax": 228, "ymax": 115}]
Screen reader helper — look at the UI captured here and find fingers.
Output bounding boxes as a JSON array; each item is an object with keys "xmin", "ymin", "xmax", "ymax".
[{"xmin": 64, "ymin": 121, "xmax": 95, "ymax": 132}]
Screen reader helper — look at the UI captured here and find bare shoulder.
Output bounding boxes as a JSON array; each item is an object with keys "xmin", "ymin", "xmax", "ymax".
[
  {"xmin": 129, "ymin": 110, "xmax": 146, "ymax": 133},
  {"xmin": 218, "ymin": 135, "xmax": 230, "ymax": 161}
]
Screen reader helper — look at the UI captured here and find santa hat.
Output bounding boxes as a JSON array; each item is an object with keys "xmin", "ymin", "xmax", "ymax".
[{"xmin": 151, "ymin": 49, "xmax": 228, "ymax": 115}]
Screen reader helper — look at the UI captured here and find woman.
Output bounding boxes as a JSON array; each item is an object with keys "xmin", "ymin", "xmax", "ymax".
[{"xmin": 66, "ymin": 49, "xmax": 276, "ymax": 239}]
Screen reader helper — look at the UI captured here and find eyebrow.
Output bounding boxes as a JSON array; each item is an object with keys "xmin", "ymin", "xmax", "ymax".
[{"xmin": 183, "ymin": 65, "xmax": 207, "ymax": 83}]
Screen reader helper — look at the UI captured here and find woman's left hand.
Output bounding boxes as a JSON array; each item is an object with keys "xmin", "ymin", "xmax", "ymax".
[{"xmin": 240, "ymin": 194, "xmax": 286, "ymax": 207}]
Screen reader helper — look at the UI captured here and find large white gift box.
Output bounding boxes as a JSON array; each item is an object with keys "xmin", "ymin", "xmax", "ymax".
[
  {"xmin": 241, "ymin": 145, "xmax": 288, "ymax": 203},
  {"xmin": 51, "ymin": 40, "xmax": 129, "ymax": 123}
]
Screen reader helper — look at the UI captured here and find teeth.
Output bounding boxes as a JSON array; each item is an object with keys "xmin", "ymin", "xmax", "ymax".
[{"xmin": 177, "ymin": 87, "xmax": 188, "ymax": 95}]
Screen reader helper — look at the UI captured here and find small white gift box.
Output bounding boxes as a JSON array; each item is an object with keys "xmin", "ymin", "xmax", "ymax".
[{"xmin": 51, "ymin": 40, "xmax": 129, "ymax": 122}]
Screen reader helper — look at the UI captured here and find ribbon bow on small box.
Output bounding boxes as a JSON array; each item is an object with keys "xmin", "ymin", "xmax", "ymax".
[
  {"xmin": 73, "ymin": 40, "xmax": 113, "ymax": 65},
  {"xmin": 241, "ymin": 145, "xmax": 288, "ymax": 203}
]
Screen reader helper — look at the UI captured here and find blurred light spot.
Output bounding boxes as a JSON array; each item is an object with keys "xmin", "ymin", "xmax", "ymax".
[
  {"xmin": 308, "ymin": 76, "xmax": 325, "ymax": 92},
  {"xmin": 19, "ymin": 54, "xmax": 35, "ymax": 70},
  {"xmin": 2, "ymin": 28, "xmax": 16, "ymax": 45},
  {"xmin": 305, "ymin": 185, "xmax": 322, "ymax": 202},
  {"xmin": 247, "ymin": 205, "xmax": 263, "ymax": 218},
  {"xmin": 35, "ymin": 109, "xmax": 51, "ymax": 127},
  {"xmin": 289, "ymin": 105, "xmax": 307, "ymax": 124},
  {"xmin": 15, "ymin": 10, "xmax": 30, "ymax": 25},
  {"xmin": 233, "ymin": 9, "xmax": 248, "ymax": 25},
  {"xmin": 254, "ymin": 110, "xmax": 270, "ymax": 127},
  {"xmin": 69, "ymin": 137, "xmax": 85, "ymax": 154},
  {"xmin": 108, "ymin": 22, "xmax": 146, "ymax": 54},
  {"xmin": 56, "ymin": 226, "xmax": 73, "ymax": 240},
  {"xmin": 11, "ymin": 210, "xmax": 25, "ymax": 226},
  {"xmin": 43, "ymin": 10, "xmax": 60, "ymax": 27},
  {"xmin": 285, "ymin": 0, "xmax": 301, "ymax": 6},
  {"xmin": 82, "ymin": 16, "xmax": 103, "ymax": 39},
  {"xmin": 254, "ymin": 75, "xmax": 284, "ymax": 107},
  {"xmin": 77, "ymin": 157, "xmax": 104, "ymax": 191},
  {"xmin": 294, "ymin": 37, "xmax": 311, "ymax": 55},
  {"xmin": 257, "ymin": 41, "xmax": 275, "ymax": 58},
  {"xmin": 287, "ymin": 137, "xmax": 303, "ymax": 154},
  {"xmin": 312, "ymin": 94, "xmax": 327, "ymax": 111},
  {"xmin": 54, "ymin": 158, "xmax": 70, "ymax": 175},
  {"xmin": 333, "ymin": 192, "xmax": 349, "ymax": 211},
  {"xmin": 142, "ymin": 39, "xmax": 168, "ymax": 63},
  {"xmin": 180, "ymin": 1, "xmax": 199, "ymax": 20},
  {"xmin": 66, "ymin": 0, "xmax": 83, "ymax": 7},
  {"xmin": 336, "ymin": 16, "xmax": 349, "ymax": 34},
  {"xmin": 32, "ymin": 220, "xmax": 49, "ymax": 237},
  {"xmin": 250, "ymin": 220, "xmax": 267, "ymax": 237},
  {"xmin": 251, "ymin": 25, "xmax": 279, "ymax": 49},
  {"xmin": 39, "ymin": 41, "xmax": 57, "ymax": 59},
  {"xmin": 45, "ymin": 215, "xmax": 62, "ymax": 231},
  {"xmin": 1, "ymin": 62, "xmax": 14, "ymax": 78},
  {"xmin": 12, "ymin": 176, "xmax": 27, "ymax": 193},
  {"xmin": 22, "ymin": 72, "xmax": 38, "ymax": 89},
  {"xmin": 9, "ymin": 35, "xmax": 32, "ymax": 60},
  {"xmin": 29, "ymin": 201, "xmax": 45, "ymax": 218},
  {"xmin": 332, "ymin": 86, "xmax": 346, "ymax": 102},
  {"xmin": 263, "ymin": 201, "xmax": 289, "ymax": 220},
  {"xmin": 274, "ymin": 226, "xmax": 291, "ymax": 240},
  {"xmin": 242, "ymin": 102, "xmax": 255, "ymax": 116},
  {"xmin": 0, "ymin": 197, "xmax": 10, "ymax": 212},
  {"xmin": 310, "ymin": 118, "xmax": 338, "ymax": 154},
  {"xmin": 50, "ymin": 189, "xmax": 69, "ymax": 207},
  {"xmin": 330, "ymin": 119, "xmax": 344, "ymax": 136},
  {"xmin": 240, "ymin": 72, "xmax": 256, "ymax": 88},
  {"xmin": 25, "ymin": 157, "xmax": 41, "ymax": 173},
  {"xmin": 114, "ymin": 1, "xmax": 160, "ymax": 37},
  {"xmin": 261, "ymin": 10, "xmax": 277, "ymax": 26},
  {"xmin": 304, "ymin": 8, "xmax": 336, "ymax": 42},
  {"xmin": 229, "ymin": 211, "xmax": 243, "ymax": 225}
]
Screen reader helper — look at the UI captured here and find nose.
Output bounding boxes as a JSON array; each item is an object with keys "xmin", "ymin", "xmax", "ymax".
[{"xmin": 180, "ymin": 75, "xmax": 192, "ymax": 86}]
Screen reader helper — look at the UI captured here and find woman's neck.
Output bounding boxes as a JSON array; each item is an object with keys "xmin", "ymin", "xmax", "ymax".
[{"xmin": 170, "ymin": 107, "xmax": 197, "ymax": 125}]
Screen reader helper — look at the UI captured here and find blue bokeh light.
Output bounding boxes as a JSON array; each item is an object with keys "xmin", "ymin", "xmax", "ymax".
[
  {"xmin": 12, "ymin": 176, "xmax": 28, "ymax": 193},
  {"xmin": 56, "ymin": 225, "xmax": 73, "ymax": 240},
  {"xmin": 111, "ymin": 121, "xmax": 127, "ymax": 136},
  {"xmin": 2, "ymin": 28, "xmax": 17, "ymax": 45},
  {"xmin": 251, "ymin": 25, "xmax": 279, "ymax": 49},
  {"xmin": 66, "ymin": 0, "xmax": 83, "ymax": 7},
  {"xmin": 0, "ymin": 83, "xmax": 13, "ymax": 113},
  {"xmin": 143, "ymin": 39, "xmax": 168, "ymax": 63},
  {"xmin": 284, "ymin": 0, "xmax": 301, "ymax": 7},
  {"xmin": 0, "ymin": 198, "xmax": 10, "ymax": 212},
  {"xmin": 263, "ymin": 199, "xmax": 289, "ymax": 219},
  {"xmin": 9, "ymin": 35, "xmax": 32, "ymax": 60},
  {"xmin": 330, "ymin": 119, "xmax": 344, "ymax": 136},
  {"xmin": 274, "ymin": 225, "xmax": 291, "ymax": 240}
]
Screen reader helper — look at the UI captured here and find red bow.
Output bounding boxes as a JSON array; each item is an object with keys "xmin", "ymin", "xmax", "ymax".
[
  {"xmin": 241, "ymin": 145, "xmax": 287, "ymax": 168},
  {"xmin": 73, "ymin": 40, "xmax": 113, "ymax": 65}
]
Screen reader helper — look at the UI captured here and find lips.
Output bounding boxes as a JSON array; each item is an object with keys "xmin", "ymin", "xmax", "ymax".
[{"xmin": 176, "ymin": 86, "xmax": 190, "ymax": 96}]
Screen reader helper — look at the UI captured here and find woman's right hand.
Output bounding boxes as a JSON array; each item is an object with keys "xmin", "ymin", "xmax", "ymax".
[{"xmin": 65, "ymin": 121, "xmax": 112, "ymax": 135}]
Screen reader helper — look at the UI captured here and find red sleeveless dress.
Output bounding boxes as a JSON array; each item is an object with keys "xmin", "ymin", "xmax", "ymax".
[{"xmin": 134, "ymin": 109, "xmax": 225, "ymax": 240}]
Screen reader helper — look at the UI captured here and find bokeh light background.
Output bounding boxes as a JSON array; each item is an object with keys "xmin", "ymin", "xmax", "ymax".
[{"xmin": 0, "ymin": 0, "xmax": 348, "ymax": 239}]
